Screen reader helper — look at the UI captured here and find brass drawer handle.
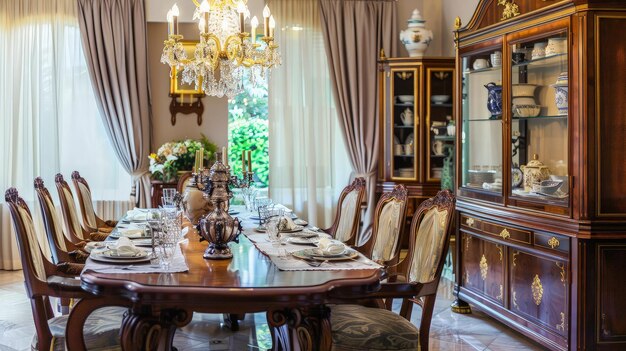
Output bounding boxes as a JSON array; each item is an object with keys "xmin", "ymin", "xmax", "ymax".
[
  {"xmin": 548, "ymin": 236, "xmax": 560, "ymax": 249},
  {"xmin": 500, "ymin": 228, "xmax": 510, "ymax": 240},
  {"xmin": 465, "ymin": 217, "xmax": 475, "ymax": 227}
]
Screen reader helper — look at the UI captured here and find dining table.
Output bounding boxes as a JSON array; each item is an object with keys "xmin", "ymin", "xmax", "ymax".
[{"xmin": 65, "ymin": 205, "xmax": 384, "ymax": 351}]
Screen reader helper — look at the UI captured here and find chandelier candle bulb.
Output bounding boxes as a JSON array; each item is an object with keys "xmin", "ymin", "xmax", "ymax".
[
  {"xmin": 251, "ymin": 16, "xmax": 258, "ymax": 43},
  {"xmin": 171, "ymin": 4, "xmax": 179, "ymax": 35},
  {"xmin": 166, "ymin": 10, "xmax": 173, "ymax": 35},
  {"xmin": 237, "ymin": 2, "xmax": 246, "ymax": 33},
  {"xmin": 263, "ymin": 5, "xmax": 270, "ymax": 37},
  {"xmin": 269, "ymin": 15, "xmax": 275, "ymax": 37}
]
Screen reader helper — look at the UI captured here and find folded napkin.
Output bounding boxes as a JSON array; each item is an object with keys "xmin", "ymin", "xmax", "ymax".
[
  {"xmin": 106, "ymin": 237, "xmax": 143, "ymax": 257},
  {"xmin": 278, "ymin": 216, "xmax": 297, "ymax": 231},
  {"xmin": 317, "ymin": 238, "xmax": 346, "ymax": 255},
  {"xmin": 117, "ymin": 228, "xmax": 145, "ymax": 238},
  {"xmin": 126, "ymin": 208, "xmax": 149, "ymax": 221}
]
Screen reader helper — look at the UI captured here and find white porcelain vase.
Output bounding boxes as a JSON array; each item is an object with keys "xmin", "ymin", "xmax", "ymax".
[{"xmin": 400, "ymin": 9, "xmax": 433, "ymax": 58}]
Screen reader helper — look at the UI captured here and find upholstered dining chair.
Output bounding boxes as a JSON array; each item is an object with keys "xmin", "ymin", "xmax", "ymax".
[
  {"xmin": 355, "ymin": 184, "xmax": 408, "ymax": 267},
  {"xmin": 71, "ymin": 171, "xmax": 117, "ymax": 233},
  {"xmin": 5, "ymin": 187, "xmax": 127, "ymax": 351},
  {"xmin": 325, "ymin": 177, "xmax": 366, "ymax": 246},
  {"xmin": 55, "ymin": 174, "xmax": 108, "ymax": 244},
  {"xmin": 177, "ymin": 171, "xmax": 193, "ymax": 193},
  {"xmin": 34, "ymin": 177, "xmax": 88, "ymax": 265},
  {"xmin": 329, "ymin": 190, "xmax": 456, "ymax": 351}
]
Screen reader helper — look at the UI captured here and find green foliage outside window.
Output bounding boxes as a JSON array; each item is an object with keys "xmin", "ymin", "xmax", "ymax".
[{"xmin": 228, "ymin": 77, "xmax": 269, "ymax": 187}]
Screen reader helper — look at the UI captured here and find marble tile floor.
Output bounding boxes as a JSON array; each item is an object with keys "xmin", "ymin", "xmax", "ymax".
[{"xmin": 0, "ymin": 270, "xmax": 546, "ymax": 350}]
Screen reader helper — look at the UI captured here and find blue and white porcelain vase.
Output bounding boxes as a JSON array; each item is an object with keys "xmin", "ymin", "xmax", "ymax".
[
  {"xmin": 484, "ymin": 82, "xmax": 503, "ymax": 119},
  {"xmin": 551, "ymin": 72, "xmax": 568, "ymax": 116},
  {"xmin": 400, "ymin": 9, "xmax": 433, "ymax": 58}
]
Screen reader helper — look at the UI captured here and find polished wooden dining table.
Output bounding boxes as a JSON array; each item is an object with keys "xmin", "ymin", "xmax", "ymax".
[{"xmin": 66, "ymin": 212, "xmax": 383, "ymax": 351}]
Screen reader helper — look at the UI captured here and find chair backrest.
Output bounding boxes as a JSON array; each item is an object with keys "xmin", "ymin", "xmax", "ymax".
[
  {"xmin": 34, "ymin": 177, "xmax": 68, "ymax": 264},
  {"xmin": 71, "ymin": 171, "xmax": 97, "ymax": 230},
  {"xmin": 404, "ymin": 189, "xmax": 455, "ymax": 286},
  {"xmin": 328, "ymin": 177, "xmax": 366, "ymax": 245},
  {"xmin": 364, "ymin": 184, "xmax": 408, "ymax": 264},
  {"xmin": 55, "ymin": 174, "xmax": 86, "ymax": 242},
  {"xmin": 177, "ymin": 172, "xmax": 193, "ymax": 193}
]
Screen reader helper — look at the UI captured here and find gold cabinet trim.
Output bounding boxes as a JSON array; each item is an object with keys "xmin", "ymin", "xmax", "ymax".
[
  {"xmin": 512, "ymin": 251, "xmax": 519, "ymax": 267},
  {"xmin": 548, "ymin": 236, "xmax": 560, "ymax": 249},
  {"xmin": 556, "ymin": 262, "xmax": 566, "ymax": 285},
  {"xmin": 500, "ymin": 228, "xmax": 511, "ymax": 240},
  {"xmin": 496, "ymin": 244, "xmax": 503, "ymax": 261},
  {"xmin": 512, "ymin": 290, "xmax": 519, "ymax": 310},
  {"xmin": 497, "ymin": 0, "xmax": 521, "ymax": 21},
  {"xmin": 479, "ymin": 254, "xmax": 488, "ymax": 280},
  {"xmin": 465, "ymin": 217, "xmax": 475, "ymax": 227},
  {"xmin": 531, "ymin": 274, "xmax": 544, "ymax": 306},
  {"xmin": 497, "ymin": 284, "xmax": 503, "ymax": 301}
]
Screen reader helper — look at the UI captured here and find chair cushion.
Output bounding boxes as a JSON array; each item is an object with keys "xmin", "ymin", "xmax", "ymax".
[
  {"xmin": 31, "ymin": 306, "xmax": 125, "ymax": 351},
  {"xmin": 330, "ymin": 304, "xmax": 420, "ymax": 351}
]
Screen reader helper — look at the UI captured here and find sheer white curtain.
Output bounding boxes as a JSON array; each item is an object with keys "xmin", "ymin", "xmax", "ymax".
[
  {"xmin": 0, "ymin": 0, "xmax": 131, "ymax": 270},
  {"xmin": 268, "ymin": 0, "xmax": 352, "ymax": 228}
]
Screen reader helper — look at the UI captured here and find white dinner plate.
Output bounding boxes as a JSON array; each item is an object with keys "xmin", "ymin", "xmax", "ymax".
[{"xmin": 292, "ymin": 248, "xmax": 358, "ymax": 261}]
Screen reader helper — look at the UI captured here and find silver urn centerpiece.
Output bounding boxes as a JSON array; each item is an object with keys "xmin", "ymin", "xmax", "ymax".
[{"xmin": 198, "ymin": 153, "xmax": 242, "ymax": 259}]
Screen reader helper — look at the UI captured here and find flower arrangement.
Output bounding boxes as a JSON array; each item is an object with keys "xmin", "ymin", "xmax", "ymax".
[{"xmin": 149, "ymin": 135, "xmax": 217, "ymax": 181}]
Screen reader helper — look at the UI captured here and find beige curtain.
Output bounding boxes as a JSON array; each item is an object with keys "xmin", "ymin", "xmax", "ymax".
[
  {"xmin": 268, "ymin": 0, "xmax": 352, "ymax": 228},
  {"xmin": 319, "ymin": 0, "xmax": 397, "ymax": 244},
  {"xmin": 76, "ymin": 0, "xmax": 152, "ymax": 208}
]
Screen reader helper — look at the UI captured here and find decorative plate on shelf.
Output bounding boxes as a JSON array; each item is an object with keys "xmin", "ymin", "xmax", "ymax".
[{"xmin": 512, "ymin": 166, "xmax": 523, "ymax": 188}]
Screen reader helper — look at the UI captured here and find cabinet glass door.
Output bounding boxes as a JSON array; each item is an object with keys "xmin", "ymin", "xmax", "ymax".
[
  {"xmin": 509, "ymin": 32, "xmax": 569, "ymax": 208},
  {"xmin": 391, "ymin": 68, "xmax": 419, "ymax": 180},
  {"xmin": 427, "ymin": 68, "xmax": 454, "ymax": 187},
  {"xmin": 460, "ymin": 49, "xmax": 503, "ymax": 197}
]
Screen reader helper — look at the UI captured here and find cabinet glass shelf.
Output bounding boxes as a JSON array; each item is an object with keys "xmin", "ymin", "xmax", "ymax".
[
  {"xmin": 394, "ymin": 125, "xmax": 415, "ymax": 128},
  {"xmin": 512, "ymin": 53, "xmax": 567, "ymax": 69},
  {"xmin": 512, "ymin": 115, "xmax": 567, "ymax": 121}
]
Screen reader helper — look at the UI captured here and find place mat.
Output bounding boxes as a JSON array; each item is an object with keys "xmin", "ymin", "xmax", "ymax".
[
  {"xmin": 82, "ymin": 244, "xmax": 189, "ymax": 274},
  {"xmin": 244, "ymin": 232, "xmax": 381, "ymax": 271}
]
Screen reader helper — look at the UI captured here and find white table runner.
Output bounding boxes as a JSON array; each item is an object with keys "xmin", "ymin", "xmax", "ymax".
[{"xmin": 82, "ymin": 243, "xmax": 189, "ymax": 274}]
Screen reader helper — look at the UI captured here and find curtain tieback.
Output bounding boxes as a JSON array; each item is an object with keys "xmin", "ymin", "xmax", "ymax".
[{"xmin": 353, "ymin": 171, "xmax": 376, "ymax": 179}]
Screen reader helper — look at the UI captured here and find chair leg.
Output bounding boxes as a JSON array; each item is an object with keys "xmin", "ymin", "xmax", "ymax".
[
  {"xmin": 418, "ymin": 295, "xmax": 437, "ymax": 351},
  {"xmin": 223, "ymin": 313, "xmax": 243, "ymax": 331}
]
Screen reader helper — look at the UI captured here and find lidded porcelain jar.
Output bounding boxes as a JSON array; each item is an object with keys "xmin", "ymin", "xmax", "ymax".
[
  {"xmin": 551, "ymin": 72, "xmax": 568, "ymax": 115},
  {"xmin": 400, "ymin": 9, "xmax": 433, "ymax": 58},
  {"xmin": 521, "ymin": 154, "xmax": 551, "ymax": 191}
]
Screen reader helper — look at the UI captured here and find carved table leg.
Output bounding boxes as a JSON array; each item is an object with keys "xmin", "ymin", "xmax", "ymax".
[
  {"xmin": 267, "ymin": 306, "xmax": 332, "ymax": 351},
  {"xmin": 65, "ymin": 297, "xmax": 131, "ymax": 351},
  {"xmin": 120, "ymin": 306, "xmax": 192, "ymax": 351}
]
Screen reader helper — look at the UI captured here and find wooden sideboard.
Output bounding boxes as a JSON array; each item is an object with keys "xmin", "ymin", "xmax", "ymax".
[{"xmin": 452, "ymin": 1, "xmax": 626, "ymax": 350}]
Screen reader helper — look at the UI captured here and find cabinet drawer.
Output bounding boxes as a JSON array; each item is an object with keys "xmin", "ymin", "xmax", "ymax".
[
  {"xmin": 534, "ymin": 232, "xmax": 569, "ymax": 254},
  {"xmin": 460, "ymin": 214, "xmax": 531, "ymax": 244}
]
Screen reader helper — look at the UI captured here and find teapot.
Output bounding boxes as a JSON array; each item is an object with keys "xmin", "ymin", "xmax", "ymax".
[
  {"xmin": 520, "ymin": 154, "xmax": 551, "ymax": 191},
  {"xmin": 400, "ymin": 108, "xmax": 414, "ymax": 126}
]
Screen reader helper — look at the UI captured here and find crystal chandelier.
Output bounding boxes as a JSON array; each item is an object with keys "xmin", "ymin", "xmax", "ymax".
[{"xmin": 161, "ymin": 1, "xmax": 281, "ymax": 98}]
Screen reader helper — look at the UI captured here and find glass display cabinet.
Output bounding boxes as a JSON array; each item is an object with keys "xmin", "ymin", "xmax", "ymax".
[
  {"xmin": 377, "ymin": 57, "xmax": 454, "ymax": 246},
  {"xmin": 452, "ymin": 1, "xmax": 626, "ymax": 351}
]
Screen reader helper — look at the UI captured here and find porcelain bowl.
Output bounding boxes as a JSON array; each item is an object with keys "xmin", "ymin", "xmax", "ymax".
[
  {"xmin": 397, "ymin": 95, "xmax": 414, "ymax": 103},
  {"xmin": 512, "ymin": 84, "xmax": 537, "ymax": 98},
  {"xmin": 533, "ymin": 180, "xmax": 563, "ymax": 194},
  {"xmin": 514, "ymin": 104, "xmax": 541, "ymax": 118},
  {"xmin": 550, "ymin": 175, "xmax": 568, "ymax": 191},
  {"xmin": 431, "ymin": 95, "xmax": 451, "ymax": 104}
]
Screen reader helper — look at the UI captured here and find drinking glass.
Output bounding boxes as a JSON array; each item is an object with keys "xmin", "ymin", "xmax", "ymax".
[{"xmin": 266, "ymin": 215, "xmax": 285, "ymax": 256}]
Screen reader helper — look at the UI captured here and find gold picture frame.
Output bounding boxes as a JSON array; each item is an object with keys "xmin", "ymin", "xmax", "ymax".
[{"xmin": 170, "ymin": 40, "xmax": 204, "ymax": 96}]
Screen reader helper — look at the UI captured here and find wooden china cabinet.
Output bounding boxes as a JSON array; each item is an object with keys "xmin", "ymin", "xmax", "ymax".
[
  {"xmin": 376, "ymin": 57, "xmax": 455, "ymax": 228},
  {"xmin": 452, "ymin": 1, "xmax": 626, "ymax": 350}
]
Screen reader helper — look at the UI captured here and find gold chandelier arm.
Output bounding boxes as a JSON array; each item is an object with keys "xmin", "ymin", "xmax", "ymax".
[
  {"xmin": 200, "ymin": 33, "xmax": 222, "ymax": 70},
  {"xmin": 224, "ymin": 35, "xmax": 244, "ymax": 66}
]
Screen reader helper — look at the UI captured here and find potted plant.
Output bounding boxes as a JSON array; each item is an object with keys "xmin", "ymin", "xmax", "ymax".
[{"xmin": 148, "ymin": 135, "xmax": 217, "ymax": 182}]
